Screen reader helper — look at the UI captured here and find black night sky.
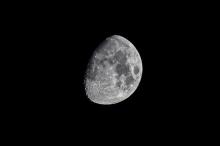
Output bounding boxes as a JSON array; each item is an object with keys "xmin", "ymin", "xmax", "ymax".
[
  {"xmin": 27, "ymin": 11, "xmax": 198, "ymax": 121},
  {"xmin": 6, "ymin": 2, "xmax": 209, "ymax": 137}
]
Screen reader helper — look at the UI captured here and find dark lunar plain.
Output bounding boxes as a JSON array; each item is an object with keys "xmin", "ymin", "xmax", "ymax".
[{"xmin": 5, "ymin": 2, "xmax": 210, "ymax": 139}]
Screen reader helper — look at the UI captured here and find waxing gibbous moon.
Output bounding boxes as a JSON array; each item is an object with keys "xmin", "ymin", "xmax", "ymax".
[{"xmin": 84, "ymin": 35, "xmax": 143, "ymax": 105}]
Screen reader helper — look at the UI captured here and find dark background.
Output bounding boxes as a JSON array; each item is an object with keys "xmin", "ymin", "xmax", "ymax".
[{"xmin": 3, "ymin": 2, "xmax": 214, "ymax": 140}]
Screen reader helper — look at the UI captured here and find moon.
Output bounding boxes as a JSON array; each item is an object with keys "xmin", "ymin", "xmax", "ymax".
[{"xmin": 84, "ymin": 35, "xmax": 143, "ymax": 105}]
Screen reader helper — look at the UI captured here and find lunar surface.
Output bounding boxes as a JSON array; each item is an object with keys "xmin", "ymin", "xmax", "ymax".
[{"xmin": 84, "ymin": 35, "xmax": 143, "ymax": 105}]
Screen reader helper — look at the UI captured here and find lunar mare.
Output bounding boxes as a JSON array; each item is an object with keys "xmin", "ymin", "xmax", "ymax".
[{"xmin": 84, "ymin": 35, "xmax": 143, "ymax": 105}]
